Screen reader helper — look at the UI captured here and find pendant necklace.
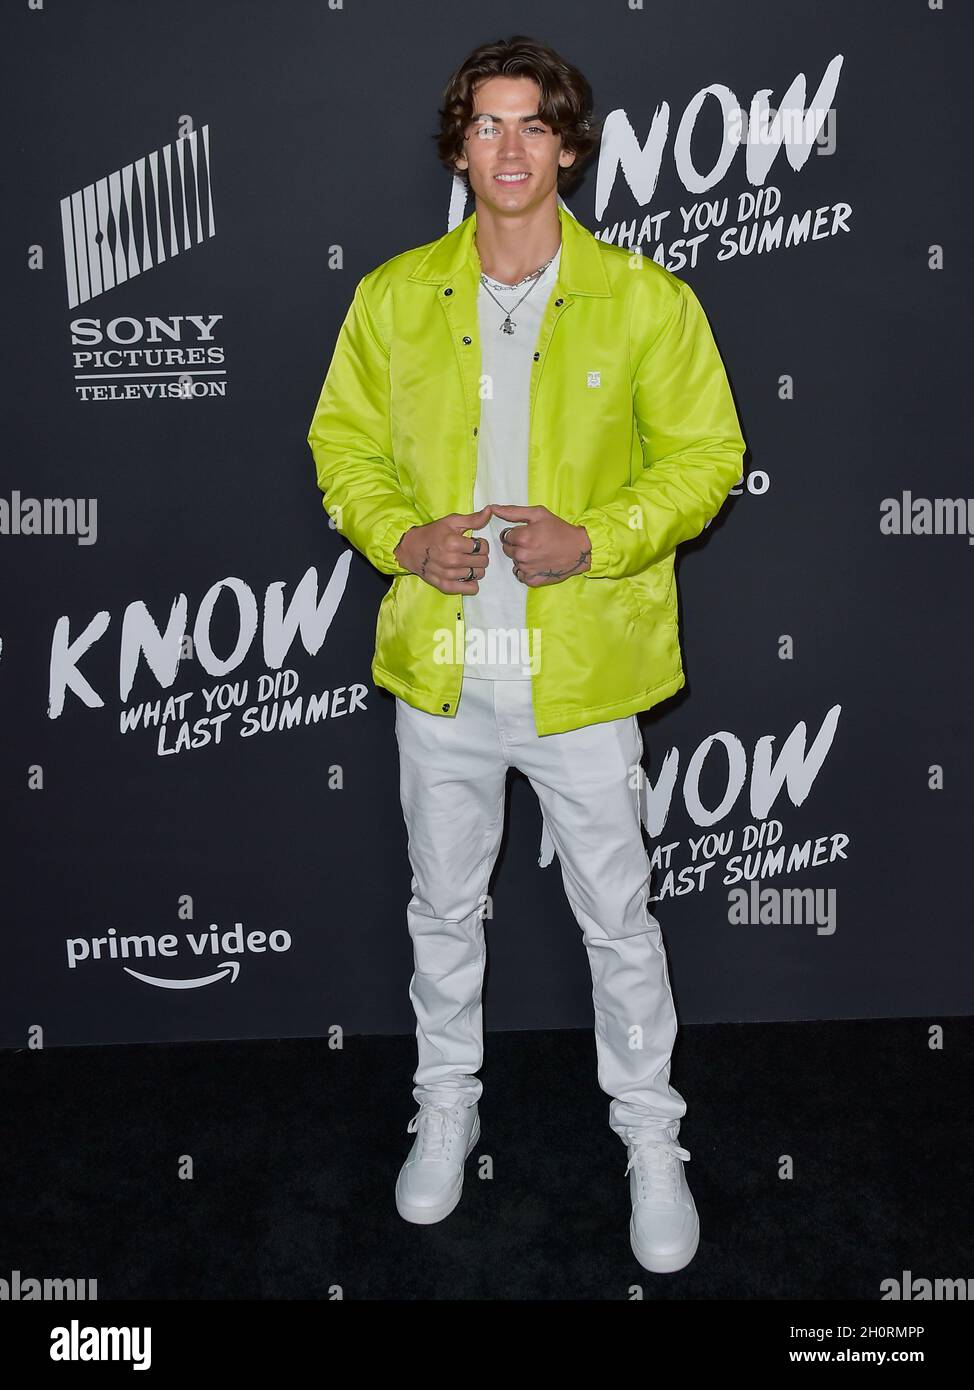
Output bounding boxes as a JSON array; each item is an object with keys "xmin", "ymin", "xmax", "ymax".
[{"xmin": 478, "ymin": 243, "xmax": 558, "ymax": 334}]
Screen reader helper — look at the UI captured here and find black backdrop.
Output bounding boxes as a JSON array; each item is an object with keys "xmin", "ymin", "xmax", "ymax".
[{"xmin": 2, "ymin": 0, "xmax": 971, "ymax": 1050}]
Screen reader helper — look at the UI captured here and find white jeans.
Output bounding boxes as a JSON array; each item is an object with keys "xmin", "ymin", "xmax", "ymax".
[{"xmin": 394, "ymin": 676, "xmax": 687, "ymax": 1146}]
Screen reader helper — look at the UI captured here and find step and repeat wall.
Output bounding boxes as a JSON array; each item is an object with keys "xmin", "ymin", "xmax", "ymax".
[{"xmin": 3, "ymin": 0, "xmax": 971, "ymax": 1049}]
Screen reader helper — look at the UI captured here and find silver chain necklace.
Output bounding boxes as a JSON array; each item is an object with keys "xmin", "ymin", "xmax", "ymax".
[{"xmin": 478, "ymin": 246, "xmax": 558, "ymax": 334}]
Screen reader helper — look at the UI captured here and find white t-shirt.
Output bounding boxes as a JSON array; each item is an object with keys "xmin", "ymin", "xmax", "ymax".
[{"xmin": 463, "ymin": 243, "xmax": 562, "ymax": 680}]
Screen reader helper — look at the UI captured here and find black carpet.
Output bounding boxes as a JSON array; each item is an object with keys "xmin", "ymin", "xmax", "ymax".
[{"xmin": 2, "ymin": 1017, "xmax": 970, "ymax": 1300}]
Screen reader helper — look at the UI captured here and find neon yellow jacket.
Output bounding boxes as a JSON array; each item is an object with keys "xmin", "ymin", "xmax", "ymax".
[{"xmin": 307, "ymin": 202, "xmax": 745, "ymax": 735}]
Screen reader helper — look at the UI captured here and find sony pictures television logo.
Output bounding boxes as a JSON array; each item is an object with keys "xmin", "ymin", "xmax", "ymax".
[
  {"xmin": 69, "ymin": 314, "xmax": 226, "ymax": 401},
  {"xmin": 60, "ymin": 122, "xmax": 228, "ymax": 401}
]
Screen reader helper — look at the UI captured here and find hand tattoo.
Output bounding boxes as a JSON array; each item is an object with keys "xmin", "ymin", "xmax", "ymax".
[{"xmin": 521, "ymin": 547, "xmax": 591, "ymax": 581}]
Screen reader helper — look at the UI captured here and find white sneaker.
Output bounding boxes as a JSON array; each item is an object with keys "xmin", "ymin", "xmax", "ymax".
[
  {"xmin": 625, "ymin": 1130, "xmax": 699, "ymax": 1273},
  {"xmin": 395, "ymin": 1099, "xmax": 481, "ymax": 1225}
]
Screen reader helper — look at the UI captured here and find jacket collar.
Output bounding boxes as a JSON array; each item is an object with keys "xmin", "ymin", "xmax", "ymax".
[{"xmin": 406, "ymin": 200, "xmax": 611, "ymax": 297}]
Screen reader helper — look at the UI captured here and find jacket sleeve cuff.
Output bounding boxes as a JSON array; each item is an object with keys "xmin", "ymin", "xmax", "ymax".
[
  {"xmin": 376, "ymin": 513, "xmax": 423, "ymax": 576},
  {"xmin": 572, "ymin": 508, "xmax": 617, "ymax": 579}
]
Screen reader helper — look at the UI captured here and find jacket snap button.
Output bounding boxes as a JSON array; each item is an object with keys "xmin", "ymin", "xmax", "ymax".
[
  {"xmin": 473, "ymin": 427, "xmax": 478, "ymax": 436},
  {"xmin": 441, "ymin": 703, "xmax": 450, "ymax": 711},
  {"xmin": 533, "ymin": 351, "xmax": 540, "ymax": 360},
  {"xmin": 462, "ymin": 336, "xmax": 471, "ymax": 344},
  {"xmin": 443, "ymin": 287, "xmax": 453, "ymax": 296},
  {"xmin": 555, "ymin": 298, "xmax": 564, "ymax": 306}
]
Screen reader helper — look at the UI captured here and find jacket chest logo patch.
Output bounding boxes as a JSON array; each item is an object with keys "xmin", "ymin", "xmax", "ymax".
[{"xmin": 587, "ymin": 371, "xmax": 601, "ymax": 388}]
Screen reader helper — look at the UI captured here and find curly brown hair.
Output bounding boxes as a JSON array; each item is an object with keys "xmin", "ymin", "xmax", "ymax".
[{"xmin": 435, "ymin": 35, "xmax": 600, "ymax": 195}]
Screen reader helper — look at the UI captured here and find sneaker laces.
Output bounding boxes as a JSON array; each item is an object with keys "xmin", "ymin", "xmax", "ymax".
[
  {"xmin": 624, "ymin": 1133, "xmax": 691, "ymax": 1204},
  {"xmin": 406, "ymin": 1102, "xmax": 467, "ymax": 1161}
]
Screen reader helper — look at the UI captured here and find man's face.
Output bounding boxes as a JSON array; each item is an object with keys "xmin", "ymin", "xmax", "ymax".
[{"xmin": 453, "ymin": 74, "xmax": 576, "ymax": 213}]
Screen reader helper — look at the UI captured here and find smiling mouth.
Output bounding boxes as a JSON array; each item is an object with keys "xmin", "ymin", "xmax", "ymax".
[{"xmin": 494, "ymin": 173, "xmax": 531, "ymax": 183}]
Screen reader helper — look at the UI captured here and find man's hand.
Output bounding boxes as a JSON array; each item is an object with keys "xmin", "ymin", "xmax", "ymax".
[
  {"xmin": 394, "ymin": 505, "xmax": 493, "ymax": 592},
  {"xmin": 490, "ymin": 504, "xmax": 592, "ymax": 585}
]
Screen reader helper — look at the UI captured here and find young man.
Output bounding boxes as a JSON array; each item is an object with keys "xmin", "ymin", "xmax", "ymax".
[{"xmin": 306, "ymin": 36, "xmax": 746, "ymax": 1274}]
